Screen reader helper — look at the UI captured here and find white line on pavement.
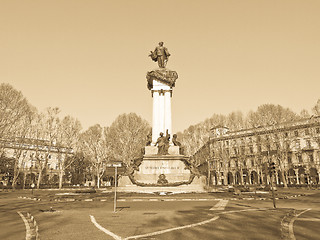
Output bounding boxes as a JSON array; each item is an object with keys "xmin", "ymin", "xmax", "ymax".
[
  {"xmin": 90, "ymin": 215, "xmax": 122, "ymax": 240},
  {"xmin": 90, "ymin": 208, "xmax": 268, "ymax": 240},
  {"xmin": 210, "ymin": 199, "xmax": 229, "ymax": 211},
  {"xmin": 289, "ymin": 208, "xmax": 312, "ymax": 240},
  {"xmin": 124, "ymin": 216, "xmax": 220, "ymax": 240},
  {"xmin": 17, "ymin": 211, "xmax": 32, "ymax": 240},
  {"xmin": 296, "ymin": 218, "xmax": 320, "ymax": 222}
]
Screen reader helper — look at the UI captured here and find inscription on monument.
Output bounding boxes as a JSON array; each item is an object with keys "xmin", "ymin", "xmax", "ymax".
[{"xmin": 145, "ymin": 166, "xmax": 180, "ymax": 170}]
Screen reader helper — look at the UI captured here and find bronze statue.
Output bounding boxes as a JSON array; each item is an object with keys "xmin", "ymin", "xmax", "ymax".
[
  {"xmin": 157, "ymin": 174, "xmax": 168, "ymax": 185},
  {"xmin": 155, "ymin": 130, "xmax": 170, "ymax": 155},
  {"xmin": 172, "ymin": 134, "xmax": 184, "ymax": 155},
  {"xmin": 149, "ymin": 42, "xmax": 170, "ymax": 68},
  {"xmin": 145, "ymin": 132, "xmax": 152, "ymax": 146},
  {"xmin": 172, "ymin": 134, "xmax": 181, "ymax": 146}
]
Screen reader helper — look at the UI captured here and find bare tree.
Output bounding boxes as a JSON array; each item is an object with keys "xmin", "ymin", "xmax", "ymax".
[
  {"xmin": 80, "ymin": 124, "xmax": 108, "ymax": 188},
  {"xmin": 312, "ymin": 99, "xmax": 320, "ymax": 116},
  {"xmin": 0, "ymin": 83, "xmax": 34, "ymax": 149},
  {"xmin": 31, "ymin": 108, "xmax": 60, "ymax": 189},
  {"xmin": 105, "ymin": 113, "xmax": 151, "ymax": 166},
  {"xmin": 55, "ymin": 116, "xmax": 82, "ymax": 189},
  {"xmin": 247, "ymin": 104, "xmax": 301, "ymax": 127},
  {"xmin": 11, "ymin": 112, "xmax": 36, "ymax": 189}
]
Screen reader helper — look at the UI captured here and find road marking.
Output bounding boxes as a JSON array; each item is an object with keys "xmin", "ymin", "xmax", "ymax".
[
  {"xmin": 90, "ymin": 215, "xmax": 122, "ymax": 240},
  {"xmin": 124, "ymin": 216, "xmax": 220, "ymax": 240},
  {"xmin": 296, "ymin": 217, "xmax": 320, "ymax": 222},
  {"xmin": 17, "ymin": 211, "xmax": 32, "ymax": 240},
  {"xmin": 210, "ymin": 199, "xmax": 229, "ymax": 211},
  {"xmin": 90, "ymin": 208, "xmax": 267, "ymax": 239},
  {"xmin": 289, "ymin": 208, "xmax": 311, "ymax": 240}
]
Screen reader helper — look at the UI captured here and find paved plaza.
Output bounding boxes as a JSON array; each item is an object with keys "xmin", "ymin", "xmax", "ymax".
[{"xmin": 0, "ymin": 188, "xmax": 319, "ymax": 240}]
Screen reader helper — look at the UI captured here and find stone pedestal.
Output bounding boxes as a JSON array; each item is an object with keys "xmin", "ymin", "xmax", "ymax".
[{"xmin": 118, "ymin": 146, "xmax": 206, "ymax": 193}]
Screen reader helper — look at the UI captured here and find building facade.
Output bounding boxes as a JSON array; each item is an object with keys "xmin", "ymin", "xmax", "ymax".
[
  {"xmin": 193, "ymin": 116, "xmax": 320, "ymax": 186},
  {"xmin": 0, "ymin": 137, "xmax": 72, "ymax": 186}
]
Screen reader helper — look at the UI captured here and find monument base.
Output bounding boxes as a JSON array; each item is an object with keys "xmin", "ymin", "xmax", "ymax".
[
  {"xmin": 117, "ymin": 175, "xmax": 206, "ymax": 194},
  {"xmin": 118, "ymin": 146, "xmax": 206, "ymax": 193}
]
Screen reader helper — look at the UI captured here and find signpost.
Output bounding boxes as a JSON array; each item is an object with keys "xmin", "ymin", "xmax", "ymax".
[{"xmin": 107, "ymin": 162, "xmax": 122, "ymax": 213}]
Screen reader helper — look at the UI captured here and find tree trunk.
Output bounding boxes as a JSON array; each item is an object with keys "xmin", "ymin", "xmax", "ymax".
[
  {"xmin": 58, "ymin": 170, "xmax": 64, "ymax": 189},
  {"xmin": 37, "ymin": 170, "xmax": 42, "ymax": 189},
  {"xmin": 280, "ymin": 170, "xmax": 288, "ymax": 188},
  {"xmin": 97, "ymin": 174, "xmax": 100, "ymax": 188},
  {"xmin": 23, "ymin": 171, "xmax": 26, "ymax": 189}
]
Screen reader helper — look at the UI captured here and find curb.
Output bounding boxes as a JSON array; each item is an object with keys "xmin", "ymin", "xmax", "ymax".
[{"xmin": 18, "ymin": 194, "xmax": 304, "ymax": 202}]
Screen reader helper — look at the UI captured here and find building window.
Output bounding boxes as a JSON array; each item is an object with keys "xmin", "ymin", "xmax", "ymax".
[
  {"xmin": 287, "ymin": 155, "xmax": 292, "ymax": 164},
  {"xmin": 234, "ymin": 148, "xmax": 237, "ymax": 155},
  {"xmin": 243, "ymin": 160, "xmax": 246, "ymax": 167},
  {"xmin": 284, "ymin": 132, "xmax": 289, "ymax": 138},
  {"xmin": 297, "ymin": 154, "xmax": 303, "ymax": 163},
  {"xmin": 309, "ymin": 153, "xmax": 314, "ymax": 163},
  {"xmin": 241, "ymin": 146, "xmax": 245, "ymax": 154},
  {"xmin": 306, "ymin": 140, "xmax": 312, "ymax": 148},
  {"xmin": 305, "ymin": 129, "xmax": 310, "ymax": 135},
  {"xmin": 251, "ymin": 159, "xmax": 254, "ymax": 166},
  {"xmin": 257, "ymin": 145, "xmax": 262, "ymax": 152},
  {"xmin": 294, "ymin": 130, "xmax": 299, "ymax": 137},
  {"xmin": 220, "ymin": 162, "xmax": 223, "ymax": 168},
  {"xmin": 249, "ymin": 146, "xmax": 253, "ymax": 154},
  {"xmin": 316, "ymin": 128, "xmax": 320, "ymax": 134}
]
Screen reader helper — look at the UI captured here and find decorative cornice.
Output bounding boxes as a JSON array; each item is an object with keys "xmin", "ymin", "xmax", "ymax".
[
  {"xmin": 151, "ymin": 89, "xmax": 172, "ymax": 97},
  {"xmin": 146, "ymin": 69, "xmax": 178, "ymax": 90}
]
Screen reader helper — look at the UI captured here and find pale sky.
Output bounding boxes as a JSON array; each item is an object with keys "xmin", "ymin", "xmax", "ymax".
[{"xmin": 1, "ymin": 0, "xmax": 320, "ymax": 132}]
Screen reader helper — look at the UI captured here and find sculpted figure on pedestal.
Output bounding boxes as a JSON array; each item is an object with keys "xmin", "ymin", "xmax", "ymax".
[
  {"xmin": 149, "ymin": 42, "xmax": 171, "ymax": 68},
  {"xmin": 155, "ymin": 130, "xmax": 170, "ymax": 155},
  {"xmin": 172, "ymin": 134, "xmax": 184, "ymax": 155},
  {"xmin": 157, "ymin": 174, "xmax": 168, "ymax": 185},
  {"xmin": 145, "ymin": 132, "xmax": 152, "ymax": 146}
]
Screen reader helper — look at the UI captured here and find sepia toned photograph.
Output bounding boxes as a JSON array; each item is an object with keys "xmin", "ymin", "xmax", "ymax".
[{"xmin": 0, "ymin": 1, "xmax": 319, "ymax": 239}]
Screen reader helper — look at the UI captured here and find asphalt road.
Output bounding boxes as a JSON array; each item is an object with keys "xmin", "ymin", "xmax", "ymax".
[{"xmin": 0, "ymin": 190, "xmax": 319, "ymax": 240}]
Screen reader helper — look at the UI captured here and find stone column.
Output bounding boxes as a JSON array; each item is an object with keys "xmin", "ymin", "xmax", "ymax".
[
  {"xmin": 158, "ymin": 92, "xmax": 165, "ymax": 135},
  {"xmin": 151, "ymin": 80, "xmax": 172, "ymax": 144},
  {"xmin": 164, "ymin": 90, "xmax": 172, "ymax": 137},
  {"xmin": 152, "ymin": 91, "xmax": 160, "ymax": 144}
]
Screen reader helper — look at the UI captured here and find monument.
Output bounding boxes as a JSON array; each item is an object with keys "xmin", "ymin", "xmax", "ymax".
[{"xmin": 118, "ymin": 42, "xmax": 205, "ymax": 193}]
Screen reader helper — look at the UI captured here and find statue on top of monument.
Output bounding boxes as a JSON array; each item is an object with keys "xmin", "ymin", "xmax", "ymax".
[{"xmin": 149, "ymin": 42, "xmax": 171, "ymax": 68}]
